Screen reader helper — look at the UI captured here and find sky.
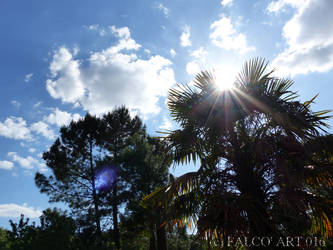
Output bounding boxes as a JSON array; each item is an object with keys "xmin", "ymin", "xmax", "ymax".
[{"xmin": 0, "ymin": 0, "xmax": 332, "ymax": 228}]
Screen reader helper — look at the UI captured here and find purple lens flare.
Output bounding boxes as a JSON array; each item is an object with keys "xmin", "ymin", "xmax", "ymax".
[{"xmin": 94, "ymin": 165, "xmax": 118, "ymax": 192}]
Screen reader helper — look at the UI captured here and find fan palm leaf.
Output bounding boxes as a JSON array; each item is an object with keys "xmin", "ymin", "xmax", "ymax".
[{"xmin": 147, "ymin": 58, "xmax": 332, "ymax": 241}]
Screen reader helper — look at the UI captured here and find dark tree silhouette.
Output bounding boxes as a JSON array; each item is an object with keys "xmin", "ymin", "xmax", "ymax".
[
  {"xmin": 119, "ymin": 132, "xmax": 171, "ymax": 249},
  {"xmin": 100, "ymin": 106, "xmax": 144, "ymax": 249},
  {"xmin": 147, "ymin": 58, "xmax": 333, "ymax": 243},
  {"xmin": 35, "ymin": 114, "xmax": 105, "ymax": 246},
  {"xmin": 5, "ymin": 209, "xmax": 76, "ymax": 250}
]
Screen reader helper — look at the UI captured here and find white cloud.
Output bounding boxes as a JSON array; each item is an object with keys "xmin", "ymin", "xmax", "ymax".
[
  {"xmin": 33, "ymin": 101, "xmax": 43, "ymax": 108},
  {"xmin": 0, "ymin": 160, "xmax": 14, "ymax": 170},
  {"xmin": 221, "ymin": 0, "xmax": 233, "ymax": 7},
  {"xmin": 24, "ymin": 73, "xmax": 33, "ymax": 82},
  {"xmin": 46, "ymin": 47, "xmax": 85, "ymax": 103},
  {"xmin": 44, "ymin": 108, "xmax": 81, "ymax": 127},
  {"xmin": 186, "ymin": 61, "xmax": 201, "ymax": 75},
  {"xmin": 87, "ymin": 24, "xmax": 98, "ymax": 30},
  {"xmin": 157, "ymin": 3, "xmax": 169, "ymax": 16},
  {"xmin": 0, "ymin": 116, "xmax": 56, "ymax": 141},
  {"xmin": 210, "ymin": 15, "xmax": 255, "ymax": 54},
  {"xmin": 180, "ymin": 25, "xmax": 192, "ymax": 47},
  {"xmin": 159, "ymin": 117, "xmax": 173, "ymax": 130},
  {"xmin": 0, "ymin": 203, "xmax": 42, "ymax": 218},
  {"xmin": 29, "ymin": 148, "xmax": 36, "ymax": 153},
  {"xmin": 11, "ymin": 100, "xmax": 21, "ymax": 108},
  {"xmin": 185, "ymin": 47, "xmax": 208, "ymax": 76},
  {"xmin": 270, "ymin": 0, "xmax": 333, "ymax": 75},
  {"xmin": 7, "ymin": 152, "xmax": 42, "ymax": 170},
  {"xmin": 0, "ymin": 117, "xmax": 32, "ymax": 140},
  {"xmin": 191, "ymin": 47, "xmax": 208, "ymax": 61},
  {"xmin": 30, "ymin": 121, "xmax": 55, "ymax": 140},
  {"xmin": 46, "ymin": 26, "xmax": 175, "ymax": 116},
  {"xmin": 87, "ymin": 24, "xmax": 107, "ymax": 36},
  {"xmin": 38, "ymin": 164, "xmax": 48, "ymax": 173},
  {"xmin": 170, "ymin": 48, "xmax": 176, "ymax": 57},
  {"xmin": 267, "ymin": 0, "xmax": 305, "ymax": 13},
  {"xmin": 108, "ymin": 26, "xmax": 141, "ymax": 53},
  {"xmin": 110, "ymin": 26, "xmax": 131, "ymax": 39}
]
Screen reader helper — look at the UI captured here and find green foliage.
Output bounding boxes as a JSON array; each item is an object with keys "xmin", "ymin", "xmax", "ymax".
[
  {"xmin": 37, "ymin": 208, "xmax": 76, "ymax": 250},
  {"xmin": 34, "ymin": 106, "xmax": 179, "ymax": 249},
  {"xmin": 35, "ymin": 113, "xmax": 105, "ymax": 244},
  {"xmin": 4, "ymin": 209, "xmax": 76, "ymax": 250},
  {"xmin": 119, "ymin": 132, "xmax": 171, "ymax": 249},
  {"xmin": 167, "ymin": 227, "xmax": 201, "ymax": 250},
  {"xmin": 99, "ymin": 106, "xmax": 144, "ymax": 249},
  {"xmin": 0, "ymin": 227, "xmax": 10, "ymax": 250}
]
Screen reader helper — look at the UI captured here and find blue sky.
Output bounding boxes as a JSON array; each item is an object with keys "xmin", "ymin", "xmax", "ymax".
[{"xmin": 0, "ymin": 0, "xmax": 332, "ymax": 227}]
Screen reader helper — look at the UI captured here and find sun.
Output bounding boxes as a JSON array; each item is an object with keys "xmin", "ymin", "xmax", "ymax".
[{"xmin": 214, "ymin": 67, "xmax": 237, "ymax": 91}]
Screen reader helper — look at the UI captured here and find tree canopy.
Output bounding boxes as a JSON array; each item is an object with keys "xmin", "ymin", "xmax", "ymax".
[
  {"xmin": 33, "ymin": 107, "xmax": 185, "ymax": 249},
  {"xmin": 147, "ymin": 58, "xmax": 333, "ymax": 246}
]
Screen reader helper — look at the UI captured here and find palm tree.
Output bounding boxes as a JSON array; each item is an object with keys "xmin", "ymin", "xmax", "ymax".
[{"xmin": 146, "ymin": 58, "xmax": 333, "ymax": 244}]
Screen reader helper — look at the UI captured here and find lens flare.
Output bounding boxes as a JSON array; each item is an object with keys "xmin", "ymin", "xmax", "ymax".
[{"xmin": 94, "ymin": 165, "xmax": 118, "ymax": 192}]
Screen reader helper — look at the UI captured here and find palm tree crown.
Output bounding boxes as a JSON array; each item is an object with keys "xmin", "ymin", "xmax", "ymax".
[{"xmin": 146, "ymin": 58, "xmax": 333, "ymax": 243}]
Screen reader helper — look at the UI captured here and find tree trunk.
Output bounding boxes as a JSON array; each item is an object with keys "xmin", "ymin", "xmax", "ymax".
[
  {"xmin": 112, "ymin": 141, "xmax": 121, "ymax": 250},
  {"xmin": 156, "ymin": 223, "xmax": 167, "ymax": 250},
  {"xmin": 113, "ymin": 184, "xmax": 120, "ymax": 249},
  {"xmin": 149, "ymin": 225, "xmax": 157, "ymax": 250},
  {"xmin": 89, "ymin": 141, "xmax": 101, "ymax": 245}
]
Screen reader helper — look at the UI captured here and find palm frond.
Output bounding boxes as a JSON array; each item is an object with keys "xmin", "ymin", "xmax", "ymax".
[
  {"xmin": 192, "ymin": 70, "xmax": 215, "ymax": 93},
  {"xmin": 145, "ymin": 171, "xmax": 200, "ymax": 204},
  {"xmin": 236, "ymin": 57, "xmax": 271, "ymax": 89},
  {"xmin": 168, "ymin": 83, "xmax": 200, "ymax": 127},
  {"xmin": 266, "ymin": 77, "xmax": 298, "ymax": 101}
]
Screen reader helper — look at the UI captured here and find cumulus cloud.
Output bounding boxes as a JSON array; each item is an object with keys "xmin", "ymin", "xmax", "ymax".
[
  {"xmin": 267, "ymin": 0, "xmax": 305, "ymax": 13},
  {"xmin": 159, "ymin": 117, "xmax": 173, "ymax": 130},
  {"xmin": 185, "ymin": 47, "xmax": 208, "ymax": 76},
  {"xmin": 180, "ymin": 25, "xmax": 192, "ymax": 47},
  {"xmin": 0, "ymin": 160, "xmax": 14, "ymax": 170},
  {"xmin": 24, "ymin": 73, "xmax": 33, "ymax": 82},
  {"xmin": 0, "ymin": 203, "xmax": 42, "ymax": 218},
  {"xmin": 7, "ymin": 152, "xmax": 41, "ymax": 170},
  {"xmin": 46, "ymin": 26, "xmax": 175, "ymax": 116},
  {"xmin": 210, "ymin": 15, "xmax": 255, "ymax": 54},
  {"xmin": 86, "ymin": 24, "xmax": 107, "ymax": 36},
  {"xmin": 269, "ymin": 0, "xmax": 333, "ymax": 75},
  {"xmin": 170, "ymin": 48, "xmax": 176, "ymax": 57},
  {"xmin": 44, "ymin": 108, "xmax": 81, "ymax": 127},
  {"xmin": 186, "ymin": 61, "xmax": 200, "ymax": 75},
  {"xmin": 29, "ymin": 148, "xmax": 36, "ymax": 153},
  {"xmin": 0, "ymin": 116, "xmax": 56, "ymax": 141},
  {"xmin": 221, "ymin": 0, "xmax": 233, "ymax": 7},
  {"xmin": 157, "ymin": 3, "xmax": 169, "ymax": 16},
  {"xmin": 30, "ymin": 121, "xmax": 55, "ymax": 140},
  {"xmin": 191, "ymin": 47, "xmax": 208, "ymax": 61},
  {"xmin": 11, "ymin": 100, "xmax": 21, "ymax": 108},
  {"xmin": 46, "ymin": 47, "xmax": 85, "ymax": 103},
  {"xmin": 33, "ymin": 101, "xmax": 43, "ymax": 108},
  {"xmin": 0, "ymin": 117, "xmax": 32, "ymax": 140},
  {"xmin": 108, "ymin": 26, "xmax": 141, "ymax": 52}
]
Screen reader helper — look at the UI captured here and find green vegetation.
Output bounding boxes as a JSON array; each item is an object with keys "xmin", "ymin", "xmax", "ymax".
[{"xmin": 1, "ymin": 59, "xmax": 332, "ymax": 249}]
